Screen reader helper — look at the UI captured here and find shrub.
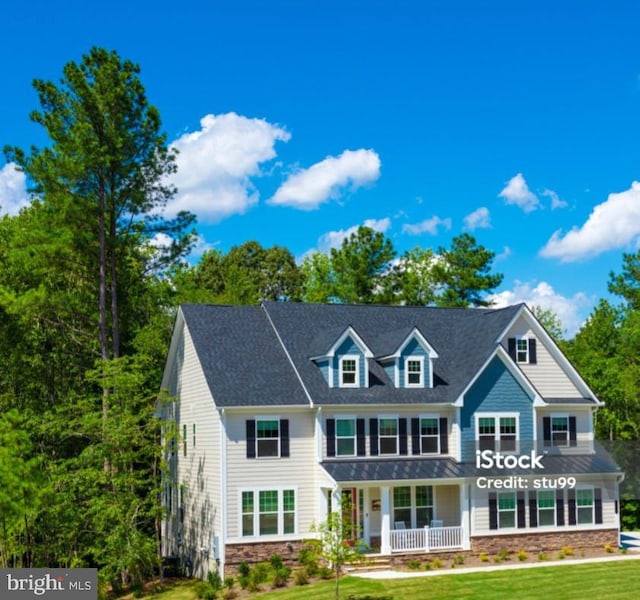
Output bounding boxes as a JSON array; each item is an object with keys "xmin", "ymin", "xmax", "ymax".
[
  {"xmin": 498, "ymin": 549, "xmax": 510, "ymax": 561},
  {"xmin": 538, "ymin": 552, "xmax": 549, "ymax": 561},
  {"xmin": 298, "ymin": 543, "xmax": 321, "ymax": 577},
  {"xmin": 237, "ymin": 561, "xmax": 250, "ymax": 577},
  {"xmin": 222, "ymin": 590, "xmax": 238, "ymax": 600},
  {"xmin": 562, "ymin": 546, "xmax": 575, "ymax": 556},
  {"xmin": 294, "ymin": 569, "xmax": 309, "ymax": 586},
  {"xmin": 479, "ymin": 552, "xmax": 489, "ymax": 562},
  {"xmin": 269, "ymin": 553, "xmax": 284, "ymax": 570},
  {"xmin": 272, "ymin": 566, "xmax": 291, "ymax": 588},
  {"xmin": 604, "ymin": 543, "xmax": 615, "ymax": 553},
  {"xmin": 194, "ymin": 581, "xmax": 210, "ymax": 599},
  {"xmin": 557, "ymin": 551, "xmax": 566, "ymax": 560},
  {"xmin": 406, "ymin": 558, "xmax": 422, "ymax": 570},
  {"xmin": 207, "ymin": 570, "xmax": 223, "ymax": 591},
  {"xmin": 452, "ymin": 555, "xmax": 465, "ymax": 566},
  {"xmin": 429, "ymin": 557, "xmax": 442, "ymax": 569},
  {"xmin": 319, "ymin": 565, "xmax": 334, "ymax": 579},
  {"xmin": 517, "ymin": 550, "xmax": 528, "ymax": 561}
]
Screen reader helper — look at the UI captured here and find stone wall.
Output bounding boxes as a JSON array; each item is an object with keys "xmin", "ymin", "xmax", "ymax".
[
  {"xmin": 471, "ymin": 528, "xmax": 618, "ymax": 554},
  {"xmin": 224, "ymin": 540, "xmax": 307, "ymax": 576}
]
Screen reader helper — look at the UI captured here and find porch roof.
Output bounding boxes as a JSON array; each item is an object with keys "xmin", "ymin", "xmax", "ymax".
[{"xmin": 321, "ymin": 457, "xmax": 464, "ymax": 482}]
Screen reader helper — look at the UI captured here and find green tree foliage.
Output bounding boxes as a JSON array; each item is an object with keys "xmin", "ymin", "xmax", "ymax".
[
  {"xmin": 0, "ymin": 47, "xmax": 192, "ymax": 588},
  {"xmin": 430, "ymin": 233, "xmax": 503, "ymax": 307},
  {"xmin": 178, "ymin": 242, "xmax": 302, "ymax": 304},
  {"xmin": 531, "ymin": 305, "xmax": 567, "ymax": 345}
]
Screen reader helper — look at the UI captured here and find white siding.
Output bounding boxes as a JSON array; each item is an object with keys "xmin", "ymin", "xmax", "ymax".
[
  {"xmin": 163, "ymin": 324, "xmax": 223, "ymax": 578},
  {"xmin": 225, "ymin": 410, "xmax": 318, "ymax": 541},
  {"xmin": 502, "ymin": 321, "xmax": 582, "ymax": 398}
]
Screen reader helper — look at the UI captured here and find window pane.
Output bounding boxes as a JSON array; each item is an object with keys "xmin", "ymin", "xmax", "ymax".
[
  {"xmin": 416, "ymin": 507, "xmax": 433, "ymax": 528},
  {"xmin": 257, "ymin": 420, "xmax": 279, "ymax": 437},
  {"xmin": 242, "ymin": 492, "xmax": 254, "ymax": 536},
  {"xmin": 257, "ymin": 439, "xmax": 279, "ymax": 457},
  {"xmin": 421, "ymin": 418, "xmax": 438, "ymax": 435},
  {"xmin": 337, "ymin": 438, "xmax": 355, "ymax": 455},
  {"xmin": 421, "ymin": 437, "xmax": 439, "ymax": 453},
  {"xmin": 283, "ymin": 490, "xmax": 295, "ymax": 511},
  {"xmin": 259, "ymin": 491, "xmax": 278, "ymax": 535},
  {"xmin": 498, "ymin": 493, "xmax": 516, "ymax": 529},
  {"xmin": 380, "ymin": 437, "xmax": 397, "ymax": 454},
  {"xmin": 283, "ymin": 512, "xmax": 295, "ymax": 534},
  {"xmin": 260, "ymin": 514, "xmax": 278, "ymax": 535},
  {"xmin": 407, "ymin": 360, "xmax": 422, "ymax": 384},
  {"xmin": 517, "ymin": 339, "xmax": 528, "ymax": 362},
  {"xmin": 415, "ymin": 486, "xmax": 433, "ymax": 507},
  {"xmin": 393, "ymin": 486, "xmax": 411, "ymax": 508},
  {"xmin": 260, "ymin": 490, "xmax": 278, "ymax": 512},
  {"xmin": 498, "ymin": 494, "xmax": 515, "ymax": 510},
  {"xmin": 577, "ymin": 489, "xmax": 593, "ymax": 506},
  {"xmin": 283, "ymin": 490, "xmax": 295, "ymax": 534},
  {"xmin": 336, "ymin": 419, "xmax": 355, "ymax": 436},
  {"xmin": 379, "ymin": 419, "xmax": 398, "ymax": 435},
  {"xmin": 577, "ymin": 507, "xmax": 593, "ymax": 524},
  {"xmin": 479, "ymin": 418, "xmax": 495, "ymax": 434},
  {"xmin": 499, "ymin": 511, "xmax": 515, "ymax": 528}
]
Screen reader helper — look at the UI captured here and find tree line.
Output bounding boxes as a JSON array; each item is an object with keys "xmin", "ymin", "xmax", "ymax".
[{"xmin": 1, "ymin": 47, "xmax": 639, "ymax": 593}]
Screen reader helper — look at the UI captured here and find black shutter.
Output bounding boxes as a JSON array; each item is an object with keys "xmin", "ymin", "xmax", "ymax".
[
  {"xmin": 411, "ymin": 418, "xmax": 420, "ymax": 455},
  {"xmin": 569, "ymin": 416, "xmax": 577, "ymax": 447},
  {"xmin": 543, "ymin": 417, "xmax": 551, "ymax": 447},
  {"xmin": 357, "ymin": 418, "xmax": 366, "ymax": 456},
  {"xmin": 594, "ymin": 488, "xmax": 603, "ymax": 524},
  {"xmin": 439, "ymin": 417, "xmax": 449, "ymax": 454},
  {"xmin": 326, "ymin": 419, "xmax": 336, "ymax": 457},
  {"xmin": 517, "ymin": 492, "xmax": 526, "ymax": 528},
  {"xmin": 399, "ymin": 418, "xmax": 408, "ymax": 455},
  {"xmin": 246, "ymin": 420, "xmax": 256, "ymax": 459},
  {"xmin": 370, "ymin": 418, "xmax": 379, "ymax": 456},
  {"xmin": 529, "ymin": 338, "xmax": 537, "ymax": 364},
  {"xmin": 508, "ymin": 338, "xmax": 516, "ymax": 361},
  {"xmin": 529, "ymin": 494, "xmax": 538, "ymax": 528},
  {"xmin": 489, "ymin": 493, "xmax": 498, "ymax": 530},
  {"xmin": 567, "ymin": 489, "xmax": 577, "ymax": 525},
  {"xmin": 556, "ymin": 490, "xmax": 565, "ymax": 526},
  {"xmin": 280, "ymin": 419, "xmax": 290, "ymax": 457}
]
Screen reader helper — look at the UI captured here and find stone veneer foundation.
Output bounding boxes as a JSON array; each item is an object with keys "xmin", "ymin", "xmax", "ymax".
[
  {"xmin": 471, "ymin": 529, "xmax": 618, "ymax": 554},
  {"xmin": 224, "ymin": 540, "xmax": 307, "ymax": 576}
]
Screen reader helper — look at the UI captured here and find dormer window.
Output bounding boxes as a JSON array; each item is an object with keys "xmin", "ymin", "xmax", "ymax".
[
  {"xmin": 405, "ymin": 357, "xmax": 424, "ymax": 387},
  {"xmin": 508, "ymin": 337, "xmax": 537, "ymax": 365},
  {"xmin": 339, "ymin": 355, "xmax": 359, "ymax": 388},
  {"xmin": 516, "ymin": 339, "xmax": 528, "ymax": 363}
]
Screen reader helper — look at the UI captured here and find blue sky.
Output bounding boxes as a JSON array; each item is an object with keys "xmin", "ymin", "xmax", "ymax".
[{"xmin": 2, "ymin": 0, "xmax": 640, "ymax": 335}]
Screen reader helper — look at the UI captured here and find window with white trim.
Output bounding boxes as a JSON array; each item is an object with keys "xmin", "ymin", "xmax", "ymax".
[
  {"xmin": 415, "ymin": 485, "xmax": 434, "ymax": 528},
  {"xmin": 339, "ymin": 356, "xmax": 359, "ymax": 387},
  {"xmin": 576, "ymin": 488, "xmax": 594, "ymax": 525},
  {"xmin": 537, "ymin": 490, "xmax": 556, "ymax": 526},
  {"xmin": 241, "ymin": 489, "xmax": 296, "ymax": 537},
  {"xmin": 476, "ymin": 414, "xmax": 518, "ymax": 452},
  {"xmin": 379, "ymin": 417, "xmax": 399, "ymax": 455},
  {"xmin": 497, "ymin": 492, "xmax": 516, "ymax": 528},
  {"xmin": 551, "ymin": 416, "xmax": 569, "ymax": 447},
  {"xmin": 405, "ymin": 357, "xmax": 424, "ymax": 387},
  {"xmin": 419, "ymin": 417, "xmax": 440, "ymax": 454},
  {"xmin": 392, "ymin": 485, "xmax": 434, "ymax": 529},
  {"xmin": 336, "ymin": 418, "xmax": 356, "ymax": 456},
  {"xmin": 256, "ymin": 419, "xmax": 280, "ymax": 458},
  {"xmin": 516, "ymin": 338, "xmax": 529, "ymax": 363}
]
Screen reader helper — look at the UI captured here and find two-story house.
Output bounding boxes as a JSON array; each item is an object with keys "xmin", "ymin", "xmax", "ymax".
[{"xmin": 159, "ymin": 302, "xmax": 622, "ymax": 577}]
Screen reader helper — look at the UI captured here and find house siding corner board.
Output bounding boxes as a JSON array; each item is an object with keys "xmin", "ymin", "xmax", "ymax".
[{"xmin": 225, "ymin": 411, "xmax": 317, "ymax": 539}]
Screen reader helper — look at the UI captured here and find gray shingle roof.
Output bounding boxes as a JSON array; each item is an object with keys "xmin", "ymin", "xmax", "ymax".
[
  {"xmin": 322, "ymin": 458, "xmax": 465, "ymax": 482},
  {"xmin": 179, "ymin": 302, "xmax": 524, "ymax": 408}
]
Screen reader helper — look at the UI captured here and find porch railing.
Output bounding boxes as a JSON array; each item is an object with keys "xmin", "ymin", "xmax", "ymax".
[{"xmin": 390, "ymin": 526, "xmax": 463, "ymax": 553}]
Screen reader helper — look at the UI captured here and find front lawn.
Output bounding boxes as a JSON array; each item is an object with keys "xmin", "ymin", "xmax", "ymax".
[{"xmin": 135, "ymin": 558, "xmax": 640, "ymax": 599}]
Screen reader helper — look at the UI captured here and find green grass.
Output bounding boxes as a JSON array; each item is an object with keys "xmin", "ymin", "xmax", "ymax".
[{"xmin": 137, "ymin": 560, "xmax": 640, "ymax": 599}]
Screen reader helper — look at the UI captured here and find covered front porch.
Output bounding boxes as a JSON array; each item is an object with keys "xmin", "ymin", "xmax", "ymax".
[{"xmin": 333, "ymin": 482, "xmax": 470, "ymax": 555}]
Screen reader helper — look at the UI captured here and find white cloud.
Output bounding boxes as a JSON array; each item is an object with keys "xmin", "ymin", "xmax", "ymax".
[
  {"xmin": 402, "ymin": 216, "xmax": 452, "ymax": 236},
  {"xmin": 464, "ymin": 206, "xmax": 491, "ymax": 230},
  {"xmin": 317, "ymin": 218, "xmax": 391, "ymax": 252},
  {"xmin": 540, "ymin": 181, "xmax": 640, "ymax": 262},
  {"xmin": 269, "ymin": 149, "xmax": 381, "ymax": 210},
  {"xmin": 0, "ymin": 162, "xmax": 29, "ymax": 216},
  {"xmin": 498, "ymin": 173, "xmax": 540, "ymax": 212},
  {"xmin": 495, "ymin": 246, "xmax": 512, "ymax": 262},
  {"xmin": 542, "ymin": 188, "xmax": 568, "ymax": 209},
  {"xmin": 165, "ymin": 113, "xmax": 290, "ymax": 222},
  {"xmin": 490, "ymin": 280, "xmax": 592, "ymax": 338}
]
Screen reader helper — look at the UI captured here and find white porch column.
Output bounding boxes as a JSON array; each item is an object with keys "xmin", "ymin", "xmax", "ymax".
[
  {"xmin": 380, "ymin": 486, "xmax": 391, "ymax": 555},
  {"xmin": 362, "ymin": 487, "xmax": 370, "ymax": 544},
  {"xmin": 460, "ymin": 483, "xmax": 471, "ymax": 550}
]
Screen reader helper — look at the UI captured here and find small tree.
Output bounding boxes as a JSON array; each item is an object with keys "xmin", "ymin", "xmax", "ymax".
[{"xmin": 311, "ymin": 498, "xmax": 364, "ymax": 600}]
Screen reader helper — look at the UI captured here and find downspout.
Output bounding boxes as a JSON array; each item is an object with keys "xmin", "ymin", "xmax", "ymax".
[{"xmin": 219, "ymin": 408, "xmax": 227, "ymax": 576}]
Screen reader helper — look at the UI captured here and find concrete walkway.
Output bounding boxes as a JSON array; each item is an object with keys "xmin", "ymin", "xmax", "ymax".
[{"xmin": 355, "ymin": 552, "xmax": 640, "ymax": 579}]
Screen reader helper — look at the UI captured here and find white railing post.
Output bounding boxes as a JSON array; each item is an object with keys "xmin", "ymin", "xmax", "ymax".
[{"xmin": 424, "ymin": 526, "xmax": 430, "ymax": 552}]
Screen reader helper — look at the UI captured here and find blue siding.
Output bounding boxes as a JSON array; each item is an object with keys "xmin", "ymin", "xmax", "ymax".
[
  {"xmin": 317, "ymin": 359, "xmax": 330, "ymax": 384},
  {"xmin": 399, "ymin": 337, "xmax": 431, "ymax": 388},
  {"xmin": 382, "ymin": 361, "xmax": 395, "ymax": 385},
  {"xmin": 333, "ymin": 337, "xmax": 366, "ymax": 387},
  {"xmin": 460, "ymin": 356, "xmax": 534, "ymax": 461}
]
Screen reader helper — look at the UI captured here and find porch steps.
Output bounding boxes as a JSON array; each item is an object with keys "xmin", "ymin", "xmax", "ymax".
[{"xmin": 344, "ymin": 555, "xmax": 393, "ymax": 574}]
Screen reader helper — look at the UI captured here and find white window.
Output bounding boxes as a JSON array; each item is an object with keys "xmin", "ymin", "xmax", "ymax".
[
  {"xmin": 405, "ymin": 357, "xmax": 424, "ymax": 387},
  {"xmin": 336, "ymin": 418, "xmax": 356, "ymax": 456},
  {"xmin": 392, "ymin": 485, "xmax": 434, "ymax": 529},
  {"xmin": 256, "ymin": 419, "xmax": 280, "ymax": 458},
  {"xmin": 419, "ymin": 417, "xmax": 440, "ymax": 454},
  {"xmin": 551, "ymin": 416, "xmax": 569, "ymax": 447},
  {"xmin": 576, "ymin": 488, "xmax": 594, "ymax": 525},
  {"xmin": 240, "ymin": 488, "xmax": 296, "ymax": 537},
  {"xmin": 379, "ymin": 417, "xmax": 399, "ymax": 455},
  {"xmin": 476, "ymin": 414, "xmax": 518, "ymax": 452},
  {"xmin": 498, "ymin": 492, "xmax": 516, "ymax": 529},
  {"xmin": 339, "ymin": 355, "xmax": 359, "ymax": 387},
  {"xmin": 516, "ymin": 338, "xmax": 529, "ymax": 363},
  {"xmin": 537, "ymin": 490, "xmax": 556, "ymax": 526}
]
